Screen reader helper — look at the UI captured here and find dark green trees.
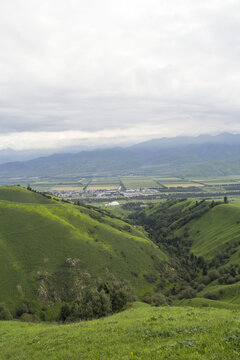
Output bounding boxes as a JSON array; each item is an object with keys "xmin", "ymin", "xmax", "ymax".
[
  {"xmin": 0, "ymin": 303, "xmax": 12, "ymax": 320},
  {"xmin": 57, "ymin": 278, "xmax": 135, "ymax": 323}
]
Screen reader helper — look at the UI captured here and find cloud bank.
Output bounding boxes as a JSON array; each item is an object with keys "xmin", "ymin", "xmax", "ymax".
[{"xmin": 0, "ymin": 0, "xmax": 240, "ymax": 149}]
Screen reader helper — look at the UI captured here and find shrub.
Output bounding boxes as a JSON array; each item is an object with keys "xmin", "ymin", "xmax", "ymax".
[
  {"xmin": 208, "ymin": 270, "xmax": 220, "ymax": 281},
  {"xmin": 151, "ymin": 293, "xmax": 167, "ymax": 306},
  {"xmin": 178, "ymin": 287, "xmax": 196, "ymax": 300},
  {"xmin": 78, "ymin": 288, "xmax": 112, "ymax": 320},
  {"xmin": 197, "ymin": 284, "xmax": 205, "ymax": 292},
  {"xmin": 201, "ymin": 275, "xmax": 211, "ymax": 285},
  {"xmin": 20, "ymin": 313, "xmax": 39, "ymax": 323},
  {"xmin": 16, "ymin": 300, "xmax": 33, "ymax": 317},
  {"xmin": 57, "ymin": 304, "xmax": 71, "ymax": 322},
  {"xmin": 204, "ymin": 292, "xmax": 218, "ymax": 300},
  {"xmin": 99, "ymin": 278, "xmax": 136, "ymax": 313},
  {"xmin": 226, "ymin": 276, "xmax": 237, "ymax": 285},
  {"xmin": 142, "ymin": 292, "xmax": 167, "ymax": 306},
  {"xmin": 144, "ymin": 273, "xmax": 158, "ymax": 283},
  {"xmin": 0, "ymin": 303, "xmax": 12, "ymax": 320}
]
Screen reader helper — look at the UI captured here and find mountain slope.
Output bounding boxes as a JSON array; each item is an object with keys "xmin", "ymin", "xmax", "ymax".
[
  {"xmin": 133, "ymin": 199, "xmax": 240, "ymax": 265},
  {"xmin": 0, "ymin": 186, "xmax": 55, "ymax": 204},
  {"xmin": 177, "ymin": 157, "xmax": 240, "ymax": 177},
  {"xmin": 175, "ymin": 203, "xmax": 240, "ymax": 263},
  {"xmin": 2, "ymin": 133, "xmax": 240, "ymax": 177},
  {"xmin": 0, "ymin": 187, "xmax": 166, "ymax": 312},
  {"xmin": 131, "ymin": 199, "xmax": 240, "ymax": 306}
]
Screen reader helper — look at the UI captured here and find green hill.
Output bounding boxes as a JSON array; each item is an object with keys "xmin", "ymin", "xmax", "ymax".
[
  {"xmin": 0, "ymin": 186, "xmax": 55, "ymax": 204},
  {"xmin": 175, "ymin": 202, "xmax": 240, "ymax": 263},
  {"xmin": 0, "ymin": 187, "xmax": 166, "ymax": 313},
  {"xmin": 132, "ymin": 199, "xmax": 240, "ymax": 307},
  {"xmin": 133, "ymin": 198, "xmax": 240, "ymax": 265}
]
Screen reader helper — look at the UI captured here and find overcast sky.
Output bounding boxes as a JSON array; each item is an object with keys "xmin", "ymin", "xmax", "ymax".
[{"xmin": 1, "ymin": 0, "xmax": 240, "ymax": 150}]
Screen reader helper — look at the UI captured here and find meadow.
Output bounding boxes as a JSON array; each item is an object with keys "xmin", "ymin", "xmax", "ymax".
[{"xmin": 0, "ymin": 302, "xmax": 239, "ymax": 360}]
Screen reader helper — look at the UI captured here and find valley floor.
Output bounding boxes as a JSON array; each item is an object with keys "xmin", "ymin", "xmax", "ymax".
[{"xmin": 0, "ymin": 302, "xmax": 240, "ymax": 360}]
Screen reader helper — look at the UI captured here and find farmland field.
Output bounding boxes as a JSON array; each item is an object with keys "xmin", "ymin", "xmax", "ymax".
[
  {"xmin": 192, "ymin": 177, "xmax": 240, "ymax": 186},
  {"xmin": 87, "ymin": 185, "xmax": 119, "ymax": 190},
  {"xmin": 4, "ymin": 174, "xmax": 240, "ymax": 195},
  {"xmin": 85, "ymin": 177, "xmax": 120, "ymax": 190},
  {"xmin": 50, "ymin": 186, "xmax": 84, "ymax": 191},
  {"xmin": 91, "ymin": 177, "xmax": 121, "ymax": 184},
  {"xmin": 121, "ymin": 177, "xmax": 160, "ymax": 189},
  {"xmin": 161, "ymin": 183, "xmax": 204, "ymax": 188}
]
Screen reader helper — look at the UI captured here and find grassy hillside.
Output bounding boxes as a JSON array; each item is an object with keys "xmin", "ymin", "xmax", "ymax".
[
  {"xmin": 131, "ymin": 199, "xmax": 240, "ymax": 307},
  {"xmin": 0, "ymin": 187, "xmax": 166, "ymax": 313},
  {"xmin": 0, "ymin": 186, "xmax": 55, "ymax": 204},
  {"xmin": 177, "ymin": 157, "xmax": 240, "ymax": 177},
  {"xmin": 133, "ymin": 198, "xmax": 240, "ymax": 265},
  {"xmin": 175, "ymin": 203, "xmax": 240, "ymax": 263},
  {"xmin": 0, "ymin": 302, "xmax": 239, "ymax": 359}
]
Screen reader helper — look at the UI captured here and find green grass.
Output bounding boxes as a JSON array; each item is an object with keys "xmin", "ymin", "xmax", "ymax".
[
  {"xmin": 197, "ymin": 282, "xmax": 240, "ymax": 305},
  {"xmin": 0, "ymin": 187, "xmax": 166, "ymax": 312},
  {"xmin": 0, "ymin": 302, "xmax": 240, "ymax": 359},
  {"xmin": 175, "ymin": 297, "xmax": 240, "ymax": 310},
  {"xmin": 174, "ymin": 202, "xmax": 240, "ymax": 262},
  {"xmin": 121, "ymin": 177, "xmax": 160, "ymax": 189},
  {"xmin": 0, "ymin": 186, "xmax": 54, "ymax": 204}
]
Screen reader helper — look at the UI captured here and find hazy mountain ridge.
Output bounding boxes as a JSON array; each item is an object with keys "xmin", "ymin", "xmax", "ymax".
[{"xmin": 1, "ymin": 133, "xmax": 240, "ymax": 178}]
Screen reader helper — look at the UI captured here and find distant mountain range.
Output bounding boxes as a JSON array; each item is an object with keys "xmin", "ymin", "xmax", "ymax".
[
  {"xmin": 0, "ymin": 144, "xmax": 113, "ymax": 164},
  {"xmin": 1, "ymin": 133, "xmax": 240, "ymax": 178}
]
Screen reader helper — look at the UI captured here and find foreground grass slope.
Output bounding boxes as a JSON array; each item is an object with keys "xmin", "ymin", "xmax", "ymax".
[
  {"xmin": 0, "ymin": 187, "xmax": 166, "ymax": 312},
  {"xmin": 1, "ymin": 302, "xmax": 239, "ymax": 360}
]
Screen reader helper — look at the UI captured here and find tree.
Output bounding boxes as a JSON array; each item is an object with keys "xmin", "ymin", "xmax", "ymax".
[
  {"xmin": 210, "ymin": 200, "xmax": 215, "ymax": 208},
  {"xmin": 57, "ymin": 304, "xmax": 71, "ymax": 322},
  {"xmin": 202, "ymin": 264, "xmax": 208, "ymax": 276},
  {"xmin": 224, "ymin": 196, "xmax": 228, "ymax": 204}
]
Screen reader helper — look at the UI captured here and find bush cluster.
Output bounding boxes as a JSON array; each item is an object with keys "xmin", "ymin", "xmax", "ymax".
[
  {"xmin": 142, "ymin": 292, "xmax": 167, "ymax": 306},
  {"xmin": 0, "ymin": 303, "xmax": 12, "ymax": 320},
  {"xmin": 57, "ymin": 278, "xmax": 136, "ymax": 323}
]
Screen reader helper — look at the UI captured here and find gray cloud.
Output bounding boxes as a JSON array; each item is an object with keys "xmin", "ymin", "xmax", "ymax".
[{"xmin": 0, "ymin": 0, "xmax": 240, "ymax": 149}]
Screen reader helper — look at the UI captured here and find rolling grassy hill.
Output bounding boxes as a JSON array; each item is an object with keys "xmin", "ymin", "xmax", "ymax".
[
  {"xmin": 175, "ymin": 202, "xmax": 240, "ymax": 263},
  {"xmin": 1, "ymin": 189, "xmax": 240, "ymax": 360},
  {"xmin": 132, "ymin": 199, "xmax": 240, "ymax": 308},
  {"xmin": 134, "ymin": 198, "xmax": 240, "ymax": 265},
  {"xmin": 0, "ymin": 186, "xmax": 55, "ymax": 204},
  {"xmin": 1, "ymin": 302, "xmax": 239, "ymax": 359},
  {"xmin": 0, "ymin": 186, "xmax": 166, "ymax": 314}
]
